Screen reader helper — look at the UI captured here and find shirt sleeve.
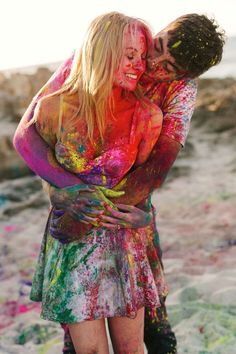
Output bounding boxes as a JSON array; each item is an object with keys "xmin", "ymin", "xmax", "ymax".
[{"xmin": 161, "ymin": 79, "xmax": 198, "ymax": 146}]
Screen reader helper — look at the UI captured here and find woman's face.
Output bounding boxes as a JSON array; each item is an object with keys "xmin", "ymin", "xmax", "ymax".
[{"xmin": 114, "ymin": 28, "xmax": 147, "ymax": 91}]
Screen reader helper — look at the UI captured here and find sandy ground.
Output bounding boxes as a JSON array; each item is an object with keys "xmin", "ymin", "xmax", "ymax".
[{"xmin": 0, "ymin": 121, "xmax": 235, "ymax": 353}]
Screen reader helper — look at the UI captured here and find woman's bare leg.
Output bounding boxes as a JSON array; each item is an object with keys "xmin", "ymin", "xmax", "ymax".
[
  {"xmin": 68, "ymin": 318, "xmax": 109, "ymax": 354},
  {"xmin": 108, "ymin": 308, "xmax": 145, "ymax": 354}
]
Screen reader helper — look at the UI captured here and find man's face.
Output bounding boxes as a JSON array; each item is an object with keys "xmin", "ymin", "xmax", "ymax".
[{"xmin": 146, "ymin": 28, "xmax": 187, "ymax": 82}]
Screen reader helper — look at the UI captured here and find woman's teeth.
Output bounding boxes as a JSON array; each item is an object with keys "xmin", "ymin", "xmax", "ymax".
[{"xmin": 125, "ymin": 73, "xmax": 138, "ymax": 79}]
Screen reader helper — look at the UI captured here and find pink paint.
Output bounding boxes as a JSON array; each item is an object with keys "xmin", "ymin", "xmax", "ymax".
[{"xmin": 4, "ymin": 225, "xmax": 18, "ymax": 233}]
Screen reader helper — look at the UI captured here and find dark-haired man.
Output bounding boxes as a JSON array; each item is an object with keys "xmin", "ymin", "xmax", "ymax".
[{"xmin": 14, "ymin": 13, "xmax": 225, "ymax": 354}]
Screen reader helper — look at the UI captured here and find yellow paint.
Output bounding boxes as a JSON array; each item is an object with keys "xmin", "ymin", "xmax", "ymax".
[
  {"xmin": 48, "ymin": 267, "xmax": 61, "ymax": 289},
  {"xmin": 128, "ymin": 253, "xmax": 134, "ymax": 267},
  {"xmin": 38, "ymin": 337, "xmax": 62, "ymax": 354},
  {"xmin": 172, "ymin": 40, "xmax": 182, "ymax": 48},
  {"xmin": 207, "ymin": 335, "xmax": 231, "ymax": 350}
]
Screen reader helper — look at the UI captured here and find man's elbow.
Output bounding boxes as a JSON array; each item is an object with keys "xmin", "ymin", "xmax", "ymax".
[{"xmin": 13, "ymin": 127, "xmax": 23, "ymax": 154}]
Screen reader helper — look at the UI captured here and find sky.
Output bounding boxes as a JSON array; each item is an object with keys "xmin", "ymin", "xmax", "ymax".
[{"xmin": 1, "ymin": 0, "xmax": 235, "ymax": 70}]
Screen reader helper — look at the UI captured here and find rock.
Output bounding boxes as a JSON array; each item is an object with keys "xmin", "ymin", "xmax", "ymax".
[
  {"xmin": 0, "ymin": 91, "xmax": 15, "ymax": 120},
  {"xmin": 193, "ymin": 78, "xmax": 236, "ymax": 141}
]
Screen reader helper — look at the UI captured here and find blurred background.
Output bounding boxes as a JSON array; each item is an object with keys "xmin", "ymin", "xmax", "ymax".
[{"xmin": 0, "ymin": 1, "xmax": 236, "ymax": 353}]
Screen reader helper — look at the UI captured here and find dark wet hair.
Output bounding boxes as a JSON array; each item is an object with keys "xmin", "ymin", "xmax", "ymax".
[{"xmin": 167, "ymin": 14, "xmax": 226, "ymax": 78}]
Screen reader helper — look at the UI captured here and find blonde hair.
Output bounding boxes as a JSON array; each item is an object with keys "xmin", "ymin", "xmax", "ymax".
[{"xmin": 39, "ymin": 12, "xmax": 153, "ymax": 142}]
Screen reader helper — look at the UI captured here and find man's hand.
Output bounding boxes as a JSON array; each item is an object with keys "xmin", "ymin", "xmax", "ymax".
[
  {"xmin": 50, "ymin": 184, "xmax": 125, "ymax": 221},
  {"xmin": 49, "ymin": 184, "xmax": 103, "ymax": 222},
  {"xmin": 48, "ymin": 184, "xmax": 125, "ymax": 241},
  {"xmin": 99, "ymin": 203, "xmax": 153, "ymax": 229}
]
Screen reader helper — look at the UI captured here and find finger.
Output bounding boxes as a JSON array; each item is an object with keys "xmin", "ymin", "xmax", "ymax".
[
  {"xmin": 115, "ymin": 203, "xmax": 135, "ymax": 212},
  {"xmin": 64, "ymin": 185, "xmax": 96, "ymax": 193},
  {"xmin": 80, "ymin": 220, "xmax": 90, "ymax": 225},
  {"xmin": 71, "ymin": 204, "xmax": 104, "ymax": 216},
  {"xmin": 81, "ymin": 207, "xmax": 104, "ymax": 215},
  {"xmin": 100, "ymin": 215, "xmax": 118, "ymax": 224},
  {"xmin": 52, "ymin": 209, "xmax": 65, "ymax": 217},
  {"xmin": 49, "ymin": 228, "xmax": 64, "ymax": 239},
  {"xmin": 77, "ymin": 213, "xmax": 99, "ymax": 223},
  {"xmin": 75, "ymin": 199, "xmax": 105, "ymax": 213},
  {"xmin": 113, "ymin": 178, "xmax": 127, "ymax": 191},
  {"xmin": 99, "ymin": 222, "xmax": 122, "ymax": 229},
  {"xmin": 74, "ymin": 197, "xmax": 96, "ymax": 205},
  {"xmin": 100, "ymin": 215, "xmax": 128, "ymax": 226},
  {"xmin": 105, "ymin": 205, "xmax": 131, "ymax": 221},
  {"xmin": 100, "ymin": 187, "xmax": 125, "ymax": 198},
  {"xmin": 86, "ymin": 199, "xmax": 105, "ymax": 207}
]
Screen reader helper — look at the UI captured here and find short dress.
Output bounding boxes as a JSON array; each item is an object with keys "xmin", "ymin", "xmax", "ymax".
[{"xmin": 30, "ymin": 94, "xmax": 168, "ymax": 323}]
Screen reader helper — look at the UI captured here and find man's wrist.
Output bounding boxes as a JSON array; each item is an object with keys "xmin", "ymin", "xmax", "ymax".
[{"xmin": 49, "ymin": 185, "xmax": 69, "ymax": 208}]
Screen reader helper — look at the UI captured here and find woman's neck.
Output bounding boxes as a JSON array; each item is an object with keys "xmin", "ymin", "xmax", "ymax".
[
  {"xmin": 111, "ymin": 85, "xmax": 135, "ymax": 103},
  {"xmin": 111, "ymin": 85, "xmax": 123, "ymax": 101}
]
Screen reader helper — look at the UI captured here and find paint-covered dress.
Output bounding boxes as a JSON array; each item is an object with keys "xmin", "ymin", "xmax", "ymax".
[{"xmin": 30, "ymin": 93, "xmax": 168, "ymax": 323}]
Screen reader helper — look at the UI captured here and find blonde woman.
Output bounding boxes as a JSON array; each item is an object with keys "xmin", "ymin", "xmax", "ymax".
[{"xmin": 27, "ymin": 12, "xmax": 165, "ymax": 354}]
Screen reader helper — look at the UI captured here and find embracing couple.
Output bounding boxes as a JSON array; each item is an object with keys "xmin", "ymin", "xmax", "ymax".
[{"xmin": 14, "ymin": 11, "xmax": 224, "ymax": 354}]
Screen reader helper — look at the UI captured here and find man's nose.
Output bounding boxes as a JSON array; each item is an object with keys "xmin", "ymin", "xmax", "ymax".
[{"xmin": 133, "ymin": 58, "xmax": 145, "ymax": 71}]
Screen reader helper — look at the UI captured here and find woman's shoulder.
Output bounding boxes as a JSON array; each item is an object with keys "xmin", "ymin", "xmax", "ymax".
[
  {"xmin": 138, "ymin": 96, "xmax": 162, "ymax": 118},
  {"xmin": 37, "ymin": 94, "xmax": 61, "ymax": 115}
]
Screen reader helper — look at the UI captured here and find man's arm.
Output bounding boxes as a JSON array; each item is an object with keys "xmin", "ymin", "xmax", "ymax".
[
  {"xmin": 113, "ymin": 79, "xmax": 198, "ymax": 205},
  {"xmin": 13, "ymin": 54, "xmax": 82, "ymax": 188},
  {"xmin": 113, "ymin": 135, "xmax": 181, "ymax": 205}
]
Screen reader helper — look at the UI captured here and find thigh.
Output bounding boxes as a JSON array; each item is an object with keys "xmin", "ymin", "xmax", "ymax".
[
  {"xmin": 108, "ymin": 307, "xmax": 145, "ymax": 354},
  {"xmin": 68, "ymin": 318, "xmax": 109, "ymax": 354}
]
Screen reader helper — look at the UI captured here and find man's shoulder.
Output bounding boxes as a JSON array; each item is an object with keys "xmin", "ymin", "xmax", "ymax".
[
  {"xmin": 153, "ymin": 78, "xmax": 197, "ymax": 93},
  {"xmin": 142, "ymin": 78, "xmax": 197, "ymax": 108}
]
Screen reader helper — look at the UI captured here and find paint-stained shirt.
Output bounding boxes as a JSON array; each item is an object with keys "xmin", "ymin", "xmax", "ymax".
[{"xmin": 141, "ymin": 77, "xmax": 197, "ymax": 146}]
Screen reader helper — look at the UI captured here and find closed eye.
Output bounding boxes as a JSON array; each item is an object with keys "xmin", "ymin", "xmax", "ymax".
[
  {"xmin": 163, "ymin": 61, "xmax": 177, "ymax": 73},
  {"xmin": 154, "ymin": 38, "xmax": 163, "ymax": 54}
]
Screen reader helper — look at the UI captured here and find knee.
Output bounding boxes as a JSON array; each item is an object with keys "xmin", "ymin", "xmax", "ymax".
[
  {"xmin": 75, "ymin": 347, "xmax": 98, "ymax": 354},
  {"xmin": 114, "ymin": 337, "xmax": 143, "ymax": 354}
]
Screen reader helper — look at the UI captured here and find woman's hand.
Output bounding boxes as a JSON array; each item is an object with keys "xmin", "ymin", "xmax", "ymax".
[{"xmin": 99, "ymin": 203, "xmax": 153, "ymax": 229}]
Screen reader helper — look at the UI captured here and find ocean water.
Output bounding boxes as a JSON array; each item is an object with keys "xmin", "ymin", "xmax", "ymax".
[{"xmin": 202, "ymin": 36, "xmax": 236, "ymax": 78}]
